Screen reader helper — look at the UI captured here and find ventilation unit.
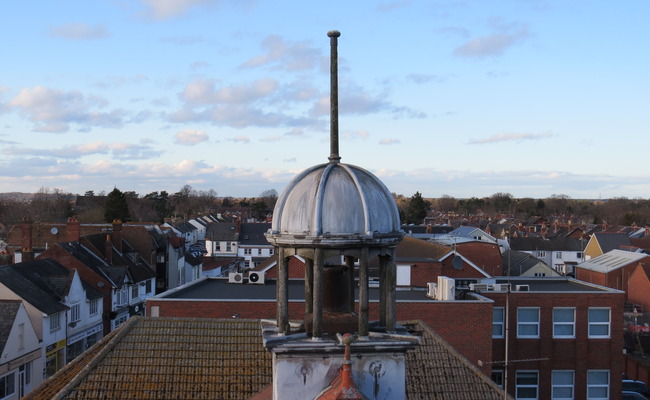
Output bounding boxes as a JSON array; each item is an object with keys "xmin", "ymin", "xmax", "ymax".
[
  {"xmin": 515, "ymin": 284, "xmax": 530, "ymax": 291},
  {"xmin": 494, "ymin": 283, "xmax": 511, "ymax": 292},
  {"xmin": 248, "ymin": 271, "xmax": 265, "ymax": 285},
  {"xmin": 427, "ymin": 282, "xmax": 437, "ymax": 299},
  {"xmin": 437, "ymin": 276, "xmax": 455, "ymax": 300},
  {"xmin": 228, "ymin": 272, "xmax": 244, "ymax": 284},
  {"xmin": 469, "ymin": 283, "xmax": 489, "ymax": 292}
]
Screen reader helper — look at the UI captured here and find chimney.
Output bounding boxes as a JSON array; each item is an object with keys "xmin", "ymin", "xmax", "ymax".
[
  {"xmin": 112, "ymin": 219, "xmax": 123, "ymax": 252},
  {"xmin": 20, "ymin": 217, "xmax": 34, "ymax": 262},
  {"xmin": 105, "ymin": 234, "xmax": 113, "ymax": 265},
  {"xmin": 66, "ymin": 217, "xmax": 81, "ymax": 242},
  {"xmin": 234, "ymin": 217, "xmax": 241, "ymax": 234}
]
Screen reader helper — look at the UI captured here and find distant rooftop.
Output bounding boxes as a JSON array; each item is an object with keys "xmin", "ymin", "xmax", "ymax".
[{"xmin": 489, "ymin": 276, "xmax": 622, "ymax": 293}]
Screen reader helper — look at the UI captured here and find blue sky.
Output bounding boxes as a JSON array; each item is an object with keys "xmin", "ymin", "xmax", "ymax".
[{"xmin": 1, "ymin": 0, "xmax": 649, "ymax": 200}]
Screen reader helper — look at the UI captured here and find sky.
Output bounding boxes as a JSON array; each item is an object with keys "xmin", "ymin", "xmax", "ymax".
[{"xmin": 1, "ymin": 1, "xmax": 649, "ymax": 200}]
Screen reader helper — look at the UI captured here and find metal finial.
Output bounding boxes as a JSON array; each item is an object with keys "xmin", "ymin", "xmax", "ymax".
[{"xmin": 328, "ymin": 30, "xmax": 341, "ymax": 163}]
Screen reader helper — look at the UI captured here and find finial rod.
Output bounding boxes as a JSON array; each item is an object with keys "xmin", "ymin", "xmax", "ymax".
[{"xmin": 328, "ymin": 30, "xmax": 341, "ymax": 163}]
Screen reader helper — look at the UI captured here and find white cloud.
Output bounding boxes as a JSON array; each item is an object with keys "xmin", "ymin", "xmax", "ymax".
[
  {"xmin": 3, "ymin": 141, "xmax": 161, "ymax": 160},
  {"xmin": 8, "ymin": 86, "xmax": 126, "ymax": 133},
  {"xmin": 342, "ymin": 130, "xmax": 369, "ymax": 141},
  {"xmin": 174, "ymin": 129, "xmax": 209, "ymax": 145},
  {"xmin": 241, "ymin": 35, "xmax": 323, "ymax": 71},
  {"xmin": 468, "ymin": 132, "xmax": 554, "ymax": 144},
  {"xmin": 453, "ymin": 23, "xmax": 531, "ymax": 58},
  {"xmin": 48, "ymin": 23, "xmax": 109, "ymax": 40},
  {"xmin": 228, "ymin": 136, "xmax": 250, "ymax": 143},
  {"xmin": 378, "ymin": 138, "xmax": 400, "ymax": 145},
  {"xmin": 180, "ymin": 78, "xmax": 278, "ymax": 105},
  {"xmin": 139, "ymin": 0, "xmax": 221, "ymax": 20}
]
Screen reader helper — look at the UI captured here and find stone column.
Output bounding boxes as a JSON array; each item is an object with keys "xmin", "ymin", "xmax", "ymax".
[
  {"xmin": 385, "ymin": 254, "xmax": 397, "ymax": 333},
  {"xmin": 379, "ymin": 255, "xmax": 388, "ymax": 327},
  {"xmin": 358, "ymin": 247, "xmax": 369, "ymax": 337},
  {"xmin": 313, "ymin": 248, "xmax": 324, "ymax": 338},
  {"xmin": 277, "ymin": 247, "xmax": 289, "ymax": 334},
  {"xmin": 345, "ymin": 255, "xmax": 355, "ymax": 312},
  {"xmin": 305, "ymin": 257, "xmax": 314, "ymax": 314}
]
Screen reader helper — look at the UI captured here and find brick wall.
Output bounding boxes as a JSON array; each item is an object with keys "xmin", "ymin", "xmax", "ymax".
[{"xmin": 487, "ymin": 291, "xmax": 624, "ymax": 399}]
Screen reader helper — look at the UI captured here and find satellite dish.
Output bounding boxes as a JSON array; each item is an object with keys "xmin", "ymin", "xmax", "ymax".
[
  {"xmin": 51, "ymin": 227, "xmax": 58, "ymax": 235},
  {"xmin": 452, "ymin": 255, "xmax": 463, "ymax": 270}
]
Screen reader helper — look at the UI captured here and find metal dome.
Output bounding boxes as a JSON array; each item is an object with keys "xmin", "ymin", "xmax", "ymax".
[{"xmin": 267, "ymin": 161, "xmax": 403, "ymax": 247}]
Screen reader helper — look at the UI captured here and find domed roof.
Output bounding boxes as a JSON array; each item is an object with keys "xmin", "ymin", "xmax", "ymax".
[{"xmin": 267, "ymin": 161, "xmax": 403, "ymax": 247}]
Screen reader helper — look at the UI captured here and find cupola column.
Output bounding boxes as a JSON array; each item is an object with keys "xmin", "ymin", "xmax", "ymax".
[
  {"xmin": 358, "ymin": 247, "xmax": 369, "ymax": 337},
  {"xmin": 312, "ymin": 248, "xmax": 324, "ymax": 338},
  {"xmin": 277, "ymin": 248, "xmax": 290, "ymax": 334},
  {"xmin": 345, "ymin": 255, "xmax": 355, "ymax": 312},
  {"xmin": 384, "ymin": 254, "xmax": 397, "ymax": 333},
  {"xmin": 305, "ymin": 257, "xmax": 314, "ymax": 314}
]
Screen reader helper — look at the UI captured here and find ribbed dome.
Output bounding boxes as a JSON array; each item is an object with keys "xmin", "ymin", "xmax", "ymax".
[{"xmin": 267, "ymin": 162, "xmax": 402, "ymax": 247}]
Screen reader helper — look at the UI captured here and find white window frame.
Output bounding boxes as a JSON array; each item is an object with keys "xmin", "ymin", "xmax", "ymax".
[
  {"xmin": 131, "ymin": 284, "xmax": 139, "ymax": 300},
  {"xmin": 493, "ymin": 307, "xmax": 505, "ymax": 338},
  {"xmin": 537, "ymin": 250, "xmax": 546, "ymax": 258},
  {"xmin": 517, "ymin": 307, "xmax": 540, "ymax": 338},
  {"xmin": 586, "ymin": 370, "xmax": 609, "ymax": 400},
  {"xmin": 553, "ymin": 307, "xmax": 575, "ymax": 338},
  {"xmin": 491, "ymin": 369, "xmax": 504, "ymax": 388},
  {"xmin": 588, "ymin": 308, "xmax": 610, "ymax": 338},
  {"xmin": 244, "ymin": 248, "xmax": 251, "ymax": 255},
  {"xmin": 516, "ymin": 370, "xmax": 539, "ymax": 399},
  {"xmin": 89, "ymin": 299, "xmax": 99, "ymax": 316},
  {"xmin": 556, "ymin": 251, "xmax": 563, "ymax": 259},
  {"xmin": 70, "ymin": 303, "xmax": 81, "ymax": 322},
  {"xmin": 552, "ymin": 370, "xmax": 574, "ymax": 400},
  {"xmin": 49, "ymin": 313, "xmax": 61, "ymax": 332},
  {"xmin": 0, "ymin": 371, "xmax": 16, "ymax": 399}
]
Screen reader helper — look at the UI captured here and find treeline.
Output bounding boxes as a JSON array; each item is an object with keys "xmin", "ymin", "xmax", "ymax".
[
  {"xmin": 0, "ymin": 185, "xmax": 278, "ymax": 226},
  {"xmin": 2, "ymin": 188, "xmax": 650, "ymax": 231},
  {"xmin": 396, "ymin": 192, "xmax": 650, "ymax": 227}
]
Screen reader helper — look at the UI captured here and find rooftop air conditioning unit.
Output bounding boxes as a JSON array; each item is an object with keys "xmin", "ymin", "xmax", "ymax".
[
  {"xmin": 248, "ymin": 271, "xmax": 265, "ymax": 285},
  {"xmin": 469, "ymin": 283, "xmax": 489, "ymax": 292},
  {"xmin": 228, "ymin": 272, "xmax": 244, "ymax": 284},
  {"xmin": 427, "ymin": 282, "xmax": 437, "ymax": 299},
  {"xmin": 495, "ymin": 283, "xmax": 511, "ymax": 292},
  {"xmin": 515, "ymin": 284, "xmax": 530, "ymax": 292},
  {"xmin": 437, "ymin": 276, "xmax": 455, "ymax": 301}
]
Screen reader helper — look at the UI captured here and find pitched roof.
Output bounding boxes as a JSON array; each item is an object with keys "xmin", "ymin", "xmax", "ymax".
[
  {"xmin": 394, "ymin": 236, "xmax": 452, "ymax": 262},
  {"xmin": 24, "ymin": 317, "xmax": 509, "ymax": 400},
  {"xmin": 239, "ymin": 223, "xmax": 272, "ymax": 246},
  {"xmin": 592, "ymin": 232, "xmax": 632, "ymax": 253},
  {"xmin": 577, "ymin": 249, "xmax": 650, "ymax": 274},
  {"xmin": 510, "ymin": 237, "xmax": 586, "ymax": 251},
  {"xmin": 0, "ymin": 265, "xmax": 68, "ymax": 315},
  {"xmin": 502, "ymin": 250, "xmax": 549, "ymax": 276},
  {"xmin": 206, "ymin": 222, "xmax": 240, "ymax": 241},
  {"xmin": 0, "ymin": 300, "xmax": 21, "ymax": 351}
]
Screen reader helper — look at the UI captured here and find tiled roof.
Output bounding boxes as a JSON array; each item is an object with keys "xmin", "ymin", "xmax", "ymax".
[
  {"xmin": 206, "ymin": 223, "xmax": 240, "ymax": 241},
  {"xmin": 0, "ymin": 300, "xmax": 21, "ymax": 351},
  {"xmin": 239, "ymin": 223, "xmax": 272, "ymax": 246},
  {"xmin": 592, "ymin": 232, "xmax": 632, "ymax": 253},
  {"xmin": 0, "ymin": 264, "xmax": 68, "ymax": 315},
  {"xmin": 394, "ymin": 236, "xmax": 452, "ymax": 262},
  {"xmin": 510, "ymin": 237, "xmax": 585, "ymax": 251},
  {"xmin": 25, "ymin": 317, "xmax": 509, "ymax": 400}
]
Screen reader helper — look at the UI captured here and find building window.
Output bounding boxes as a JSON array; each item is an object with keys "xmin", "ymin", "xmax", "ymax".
[
  {"xmin": 116, "ymin": 286, "xmax": 128, "ymax": 306},
  {"xmin": 244, "ymin": 248, "xmax": 252, "ymax": 255},
  {"xmin": 0, "ymin": 372, "xmax": 15, "ymax": 398},
  {"xmin": 244, "ymin": 261, "xmax": 250, "ymax": 269},
  {"xmin": 517, "ymin": 307, "xmax": 540, "ymax": 338},
  {"xmin": 556, "ymin": 252, "xmax": 563, "ymax": 259},
  {"xmin": 588, "ymin": 308, "xmax": 610, "ymax": 338},
  {"xmin": 89, "ymin": 299, "xmax": 99, "ymax": 316},
  {"xmin": 131, "ymin": 285, "xmax": 139, "ymax": 300},
  {"xmin": 145, "ymin": 280, "xmax": 152, "ymax": 293},
  {"xmin": 577, "ymin": 252, "xmax": 583, "ymax": 259},
  {"xmin": 552, "ymin": 370, "xmax": 574, "ymax": 400},
  {"xmin": 50, "ymin": 313, "xmax": 61, "ymax": 332},
  {"xmin": 70, "ymin": 303, "xmax": 81, "ymax": 322},
  {"xmin": 516, "ymin": 370, "xmax": 538, "ymax": 399},
  {"xmin": 537, "ymin": 251, "xmax": 546, "ymax": 258},
  {"xmin": 553, "ymin": 308, "xmax": 575, "ymax": 338},
  {"xmin": 587, "ymin": 370, "xmax": 609, "ymax": 400},
  {"xmin": 226, "ymin": 242, "xmax": 232, "ymax": 252},
  {"xmin": 491, "ymin": 370, "xmax": 504, "ymax": 388},
  {"xmin": 270, "ymin": 248, "xmax": 274, "ymax": 255},
  {"xmin": 493, "ymin": 307, "xmax": 505, "ymax": 338},
  {"xmin": 19, "ymin": 361, "xmax": 32, "ymax": 387}
]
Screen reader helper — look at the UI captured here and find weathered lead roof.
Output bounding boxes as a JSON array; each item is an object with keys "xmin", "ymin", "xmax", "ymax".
[
  {"xmin": 269, "ymin": 162, "xmax": 402, "ymax": 246},
  {"xmin": 24, "ymin": 317, "xmax": 509, "ymax": 400}
]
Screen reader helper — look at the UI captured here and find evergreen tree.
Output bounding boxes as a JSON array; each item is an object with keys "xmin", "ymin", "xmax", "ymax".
[
  {"xmin": 104, "ymin": 187, "xmax": 131, "ymax": 223},
  {"xmin": 403, "ymin": 191, "xmax": 430, "ymax": 224}
]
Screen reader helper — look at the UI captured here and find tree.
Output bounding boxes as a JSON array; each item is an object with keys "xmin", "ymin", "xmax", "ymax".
[
  {"xmin": 104, "ymin": 188, "xmax": 131, "ymax": 223},
  {"xmin": 403, "ymin": 192, "xmax": 430, "ymax": 224}
]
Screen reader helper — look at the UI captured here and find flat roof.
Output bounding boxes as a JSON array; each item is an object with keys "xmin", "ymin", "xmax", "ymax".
[
  {"xmin": 156, "ymin": 278, "xmax": 436, "ymax": 302},
  {"xmin": 490, "ymin": 277, "xmax": 622, "ymax": 293}
]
